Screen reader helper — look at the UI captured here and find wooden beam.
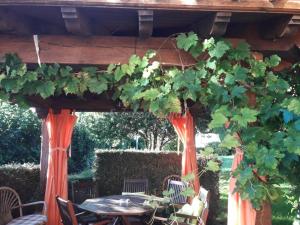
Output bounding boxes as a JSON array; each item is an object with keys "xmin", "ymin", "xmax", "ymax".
[
  {"xmin": 27, "ymin": 94, "xmax": 129, "ymax": 112},
  {"xmin": 0, "ymin": 35, "xmax": 196, "ymax": 66},
  {"xmin": 61, "ymin": 7, "xmax": 91, "ymax": 35},
  {"xmin": 0, "ymin": 8, "xmax": 32, "ymax": 35},
  {"xmin": 1, "ymin": 0, "xmax": 300, "ymax": 14},
  {"xmin": 138, "ymin": 10, "xmax": 153, "ymax": 39},
  {"xmin": 0, "ymin": 33, "xmax": 299, "ymax": 67}
]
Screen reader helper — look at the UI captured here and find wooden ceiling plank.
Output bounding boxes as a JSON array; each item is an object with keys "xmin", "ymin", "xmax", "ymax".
[
  {"xmin": 61, "ymin": 6, "xmax": 91, "ymax": 35},
  {"xmin": 1, "ymin": 0, "xmax": 300, "ymax": 14},
  {"xmin": 260, "ymin": 14, "xmax": 294, "ymax": 39},
  {"xmin": 0, "ymin": 8, "xmax": 32, "ymax": 35},
  {"xmin": 138, "ymin": 10, "xmax": 153, "ymax": 39}
]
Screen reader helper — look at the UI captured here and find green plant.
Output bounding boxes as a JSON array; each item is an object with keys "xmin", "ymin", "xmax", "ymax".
[{"xmin": 0, "ymin": 32, "xmax": 299, "ymax": 210}]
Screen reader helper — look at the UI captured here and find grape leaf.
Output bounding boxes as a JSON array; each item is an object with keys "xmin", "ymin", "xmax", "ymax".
[
  {"xmin": 231, "ymin": 86, "xmax": 246, "ymax": 98},
  {"xmin": 208, "ymin": 112, "xmax": 228, "ymax": 129},
  {"xmin": 36, "ymin": 81, "xmax": 55, "ymax": 99},
  {"xmin": 87, "ymin": 78, "xmax": 108, "ymax": 94},
  {"xmin": 265, "ymin": 55, "xmax": 281, "ymax": 68},
  {"xmin": 64, "ymin": 78, "xmax": 80, "ymax": 94},
  {"xmin": 114, "ymin": 67, "xmax": 126, "ymax": 81},
  {"xmin": 206, "ymin": 160, "xmax": 220, "ymax": 172},
  {"xmin": 220, "ymin": 134, "xmax": 240, "ymax": 149},
  {"xmin": 208, "ymin": 41, "xmax": 230, "ymax": 58},
  {"xmin": 176, "ymin": 32, "xmax": 198, "ymax": 51}
]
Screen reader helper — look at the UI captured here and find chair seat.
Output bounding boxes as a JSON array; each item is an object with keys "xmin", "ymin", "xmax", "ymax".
[{"xmin": 7, "ymin": 214, "xmax": 47, "ymax": 225}]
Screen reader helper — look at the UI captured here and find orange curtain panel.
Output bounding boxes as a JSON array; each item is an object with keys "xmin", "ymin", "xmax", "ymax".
[
  {"xmin": 168, "ymin": 111, "xmax": 200, "ymax": 193},
  {"xmin": 227, "ymin": 148, "xmax": 256, "ymax": 225},
  {"xmin": 44, "ymin": 109, "xmax": 77, "ymax": 225}
]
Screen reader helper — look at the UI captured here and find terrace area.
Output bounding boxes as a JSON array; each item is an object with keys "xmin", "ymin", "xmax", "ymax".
[{"xmin": 0, "ymin": 1, "xmax": 299, "ymax": 225}]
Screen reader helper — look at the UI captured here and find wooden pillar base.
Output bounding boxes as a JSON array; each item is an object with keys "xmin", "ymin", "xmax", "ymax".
[{"xmin": 256, "ymin": 201, "xmax": 272, "ymax": 225}]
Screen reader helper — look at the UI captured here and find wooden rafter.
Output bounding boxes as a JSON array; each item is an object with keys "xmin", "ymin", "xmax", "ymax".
[
  {"xmin": 0, "ymin": 34, "xmax": 299, "ymax": 66},
  {"xmin": 1, "ymin": 0, "xmax": 300, "ymax": 14},
  {"xmin": 138, "ymin": 10, "xmax": 153, "ymax": 39},
  {"xmin": 0, "ymin": 8, "xmax": 32, "ymax": 35},
  {"xmin": 61, "ymin": 7, "xmax": 91, "ymax": 35}
]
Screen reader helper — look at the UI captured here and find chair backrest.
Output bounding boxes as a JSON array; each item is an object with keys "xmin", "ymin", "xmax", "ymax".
[
  {"xmin": 167, "ymin": 180, "xmax": 188, "ymax": 204},
  {"xmin": 70, "ymin": 180, "xmax": 96, "ymax": 203},
  {"xmin": 0, "ymin": 187, "xmax": 22, "ymax": 225},
  {"xmin": 162, "ymin": 174, "xmax": 181, "ymax": 192},
  {"xmin": 123, "ymin": 179, "xmax": 149, "ymax": 194},
  {"xmin": 198, "ymin": 187, "xmax": 210, "ymax": 225},
  {"xmin": 56, "ymin": 196, "xmax": 79, "ymax": 225}
]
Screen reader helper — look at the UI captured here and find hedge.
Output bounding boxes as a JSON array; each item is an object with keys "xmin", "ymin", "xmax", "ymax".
[
  {"xmin": 0, "ymin": 163, "xmax": 42, "ymax": 203},
  {"xmin": 94, "ymin": 150, "xmax": 220, "ymax": 225}
]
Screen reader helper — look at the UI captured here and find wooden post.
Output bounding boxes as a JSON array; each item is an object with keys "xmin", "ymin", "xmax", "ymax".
[
  {"xmin": 255, "ymin": 202, "xmax": 272, "ymax": 225},
  {"xmin": 36, "ymin": 108, "xmax": 49, "ymax": 193}
]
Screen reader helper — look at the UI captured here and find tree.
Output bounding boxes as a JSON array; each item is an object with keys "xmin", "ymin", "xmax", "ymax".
[
  {"xmin": 85, "ymin": 112, "xmax": 177, "ymax": 151},
  {"xmin": 0, "ymin": 102, "xmax": 41, "ymax": 165}
]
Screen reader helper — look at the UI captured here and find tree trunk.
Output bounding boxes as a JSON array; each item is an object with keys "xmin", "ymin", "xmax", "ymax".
[{"xmin": 40, "ymin": 119, "xmax": 49, "ymax": 193}]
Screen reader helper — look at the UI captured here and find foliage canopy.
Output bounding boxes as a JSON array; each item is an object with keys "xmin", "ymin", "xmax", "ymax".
[{"xmin": 0, "ymin": 33, "xmax": 300, "ymax": 209}]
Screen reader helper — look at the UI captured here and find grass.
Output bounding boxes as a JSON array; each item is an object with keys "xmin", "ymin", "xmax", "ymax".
[{"xmin": 216, "ymin": 169, "xmax": 294, "ymax": 225}]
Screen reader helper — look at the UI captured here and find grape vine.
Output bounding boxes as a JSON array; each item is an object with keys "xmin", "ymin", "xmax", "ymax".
[{"xmin": 0, "ymin": 32, "xmax": 300, "ymax": 209}]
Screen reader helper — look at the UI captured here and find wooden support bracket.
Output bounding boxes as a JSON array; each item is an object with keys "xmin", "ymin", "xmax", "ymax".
[
  {"xmin": 192, "ymin": 12, "xmax": 231, "ymax": 37},
  {"xmin": 138, "ymin": 10, "xmax": 153, "ymax": 39},
  {"xmin": 61, "ymin": 7, "xmax": 91, "ymax": 35}
]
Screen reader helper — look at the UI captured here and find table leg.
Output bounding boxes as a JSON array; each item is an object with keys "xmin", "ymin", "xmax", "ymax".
[{"xmin": 121, "ymin": 216, "xmax": 131, "ymax": 225}]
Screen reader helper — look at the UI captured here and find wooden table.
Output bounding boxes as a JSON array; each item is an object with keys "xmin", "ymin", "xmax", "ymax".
[{"xmin": 79, "ymin": 194, "xmax": 155, "ymax": 225}]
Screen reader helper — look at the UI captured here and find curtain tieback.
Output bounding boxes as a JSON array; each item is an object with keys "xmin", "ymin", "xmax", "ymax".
[{"xmin": 51, "ymin": 147, "xmax": 67, "ymax": 152}]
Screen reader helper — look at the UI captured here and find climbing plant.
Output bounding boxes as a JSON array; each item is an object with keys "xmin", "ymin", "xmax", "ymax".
[{"xmin": 0, "ymin": 32, "xmax": 300, "ymax": 209}]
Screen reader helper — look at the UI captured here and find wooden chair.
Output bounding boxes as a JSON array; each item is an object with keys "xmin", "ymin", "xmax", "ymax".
[
  {"xmin": 174, "ymin": 186, "xmax": 211, "ymax": 225},
  {"xmin": 162, "ymin": 174, "xmax": 181, "ymax": 193},
  {"xmin": 167, "ymin": 180, "xmax": 189, "ymax": 205},
  {"xmin": 56, "ymin": 196, "xmax": 111, "ymax": 225},
  {"xmin": 123, "ymin": 178, "xmax": 149, "ymax": 194},
  {"xmin": 0, "ymin": 186, "xmax": 47, "ymax": 225}
]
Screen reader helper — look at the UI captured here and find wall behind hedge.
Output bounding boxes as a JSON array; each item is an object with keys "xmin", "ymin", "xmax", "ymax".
[
  {"xmin": 0, "ymin": 163, "xmax": 42, "ymax": 203},
  {"xmin": 94, "ymin": 150, "xmax": 220, "ymax": 225}
]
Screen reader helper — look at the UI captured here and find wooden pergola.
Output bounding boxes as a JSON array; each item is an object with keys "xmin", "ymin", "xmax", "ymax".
[
  {"xmin": 1, "ymin": 1, "xmax": 300, "ymax": 224},
  {"xmin": 1, "ymin": 1, "xmax": 300, "ymax": 112}
]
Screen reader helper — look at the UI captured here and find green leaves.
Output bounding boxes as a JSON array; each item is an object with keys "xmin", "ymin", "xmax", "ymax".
[
  {"xmin": 36, "ymin": 81, "xmax": 55, "ymax": 99},
  {"xmin": 220, "ymin": 134, "xmax": 240, "ymax": 149},
  {"xmin": 176, "ymin": 32, "xmax": 199, "ymax": 51},
  {"xmin": 208, "ymin": 41, "xmax": 230, "ymax": 59},
  {"xmin": 231, "ymin": 86, "xmax": 246, "ymax": 99},
  {"xmin": 282, "ymin": 98, "xmax": 300, "ymax": 115},
  {"xmin": 135, "ymin": 88, "xmax": 160, "ymax": 101},
  {"xmin": 232, "ymin": 108, "xmax": 259, "ymax": 127},
  {"xmin": 265, "ymin": 55, "xmax": 281, "ymax": 68},
  {"xmin": 87, "ymin": 78, "xmax": 108, "ymax": 94},
  {"xmin": 209, "ymin": 111, "xmax": 228, "ymax": 129}
]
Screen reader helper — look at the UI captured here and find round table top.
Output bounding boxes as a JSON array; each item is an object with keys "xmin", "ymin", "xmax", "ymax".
[{"xmin": 79, "ymin": 194, "xmax": 155, "ymax": 216}]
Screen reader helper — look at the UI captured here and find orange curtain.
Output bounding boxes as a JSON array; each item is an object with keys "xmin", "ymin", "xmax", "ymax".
[
  {"xmin": 44, "ymin": 109, "xmax": 77, "ymax": 225},
  {"xmin": 168, "ymin": 111, "xmax": 200, "ymax": 193},
  {"xmin": 227, "ymin": 148, "xmax": 256, "ymax": 225}
]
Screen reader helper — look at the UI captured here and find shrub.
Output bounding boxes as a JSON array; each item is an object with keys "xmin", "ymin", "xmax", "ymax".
[
  {"xmin": 94, "ymin": 150, "xmax": 220, "ymax": 225},
  {"xmin": 0, "ymin": 163, "xmax": 42, "ymax": 202}
]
